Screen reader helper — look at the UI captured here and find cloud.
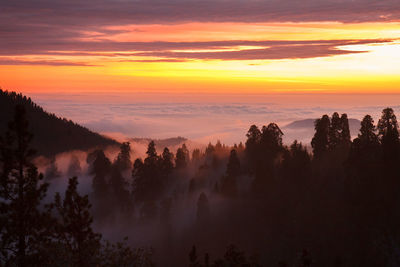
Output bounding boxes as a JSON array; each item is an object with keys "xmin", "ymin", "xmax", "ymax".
[
  {"xmin": 1, "ymin": 1, "xmax": 399, "ymax": 61},
  {"xmin": 0, "ymin": 38, "xmax": 392, "ymax": 63},
  {"xmin": 134, "ymin": 44, "xmax": 366, "ymax": 61},
  {"xmin": 32, "ymin": 94, "xmax": 400, "ymax": 145},
  {"xmin": 2, "ymin": 0, "xmax": 400, "ymax": 27},
  {"xmin": 120, "ymin": 59, "xmax": 189, "ymax": 63},
  {"xmin": 0, "ymin": 58, "xmax": 97, "ymax": 66}
]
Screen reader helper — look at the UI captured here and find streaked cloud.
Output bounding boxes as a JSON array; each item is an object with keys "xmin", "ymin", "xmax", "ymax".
[
  {"xmin": 0, "ymin": 58, "xmax": 97, "ymax": 66},
  {"xmin": 0, "ymin": 38, "xmax": 393, "ymax": 64}
]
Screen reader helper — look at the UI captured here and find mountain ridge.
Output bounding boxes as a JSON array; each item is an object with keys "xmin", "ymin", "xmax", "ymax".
[{"xmin": 0, "ymin": 89, "xmax": 119, "ymax": 156}]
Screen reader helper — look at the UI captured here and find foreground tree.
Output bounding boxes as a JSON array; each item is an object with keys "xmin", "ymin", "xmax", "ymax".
[
  {"xmin": 0, "ymin": 105, "xmax": 51, "ymax": 266},
  {"xmin": 52, "ymin": 177, "xmax": 102, "ymax": 266}
]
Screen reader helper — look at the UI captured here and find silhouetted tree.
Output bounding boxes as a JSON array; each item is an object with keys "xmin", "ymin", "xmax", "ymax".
[
  {"xmin": 0, "ymin": 105, "xmax": 51, "ymax": 266},
  {"xmin": 115, "ymin": 142, "xmax": 132, "ymax": 171},
  {"xmin": 245, "ymin": 125, "xmax": 261, "ymax": 168},
  {"xmin": 329, "ymin": 112, "xmax": 341, "ymax": 150},
  {"xmin": 53, "ymin": 177, "xmax": 102, "ymax": 266},
  {"xmin": 378, "ymin": 107, "xmax": 400, "ymax": 163},
  {"xmin": 160, "ymin": 147, "xmax": 174, "ymax": 179},
  {"xmin": 192, "ymin": 149, "xmax": 201, "ymax": 163},
  {"xmin": 311, "ymin": 115, "xmax": 330, "ymax": 160},
  {"xmin": 110, "ymin": 142, "xmax": 132, "ymax": 212},
  {"xmin": 249, "ymin": 123, "xmax": 284, "ymax": 196},
  {"xmin": 89, "ymin": 150, "xmax": 111, "ymax": 202},
  {"xmin": 281, "ymin": 140, "xmax": 311, "ymax": 185},
  {"xmin": 175, "ymin": 143, "xmax": 189, "ymax": 169},
  {"xmin": 359, "ymin": 115, "xmax": 379, "ymax": 145},
  {"xmin": 132, "ymin": 141, "xmax": 164, "ymax": 203},
  {"xmin": 340, "ymin": 113, "xmax": 351, "ymax": 148}
]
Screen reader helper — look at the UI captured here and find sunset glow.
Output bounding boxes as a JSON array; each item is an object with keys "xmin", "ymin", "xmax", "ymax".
[{"xmin": 1, "ymin": 3, "xmax": 400, "ymax": 96}]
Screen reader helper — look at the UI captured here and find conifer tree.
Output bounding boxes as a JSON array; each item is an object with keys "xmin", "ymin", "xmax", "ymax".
[
  {"xmin": 329, "ymin": 112, "xmax": 341, "ymax": 150},
  {"xmin": 0, "ymin": 105, "xmax": 51, "ymax": 266},
  {"xmin": 340, "ymin": 113, "xmax": 351, "ymax": 147},
  {"xmin": 161, "ymin": 147, "xmax": 174, "ymax": 177},
  {"xmin": 53, "ymin": 177, "xmax": 102, "ymax": 266},
  {"xmin": 115, "ymin": 142, "xmax": 132, "ymax": 171},
  {"xmin": 90, "ymin": 150, "xmax": 111, "ymax": 202},
  {"xmin": 311, "ymin": 115, "xmax": 330, "ymax": 159},
  {"xmin": 174, "ymin": 143, "xmax": 189, "ymax": 170},
  {"xmin": 359, "ymin": 115, "xmax": 379, "ymax": 145},
  {"xmin": 378, "ymin": 107, "xmax": 400, "ymax": 163}
]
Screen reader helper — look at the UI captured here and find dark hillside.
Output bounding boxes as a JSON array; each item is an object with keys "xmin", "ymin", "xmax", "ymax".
[{"xmin": 0, "ymin": 89, "xmax": 119, "ymax": 156}]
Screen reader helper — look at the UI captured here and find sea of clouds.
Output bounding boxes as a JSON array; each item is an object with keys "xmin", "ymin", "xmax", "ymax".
[{"xmin": 31, "ymin": 93, "xmax": 400, "ymax": 146}]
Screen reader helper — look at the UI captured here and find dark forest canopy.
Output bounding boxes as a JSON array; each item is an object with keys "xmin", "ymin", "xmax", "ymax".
[
  {"xmin": 0, "ymin": 89, "xmax": 118, "ymax": 156},
  {"xmin": 2, "ymin": 100, "xmax": 400, "ymax": 266}
]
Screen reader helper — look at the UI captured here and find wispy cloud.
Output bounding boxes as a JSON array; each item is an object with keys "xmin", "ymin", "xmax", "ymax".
[
  {"xmin": 1, "ymin": 0, "xmax": 399, "ymax": 64},
  {"xmin": 0, "ymin": 58, "xmax": 97, "ymax": 66},
  {"xmin": 0, "ymin": 39, "xmax": 392, "ymax": 64}
]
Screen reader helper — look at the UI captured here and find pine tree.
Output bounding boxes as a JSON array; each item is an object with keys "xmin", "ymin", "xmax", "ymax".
[
  {"xmin": 340, "ymin": 113, "xmax": 351, "ymax": 147},
  {"xmin": 174, "ymin": 143, "xmax": 189, "ymax": 170},
  {"xmin": 311, "ymin": 115, "xmax": 330, "ymax": 160},
  {"xmin": 53, "ymin": 177, "xmax": 102, "ymax": 266},
  {"xmin": 378, "ymin": 107, "xmax": 400, "ymax": 163},
  {"xmin": 115, "ymin": 142, "xmax": 132, "ymax": 171},
  {"xmin": 161, "ymin": 147, "xmax": 174, "ymax": 177},
  {"xmin": 132, "ymin": 141, "xmax": 164, "ymax": 204},
  {"xmin": 0, "ymin": 105, "xmax": 52, "ymax": 266},
  {"xmin": 329, "ymin": 112, "xmax": 341, "ymax": 150},
  {"xmin": 192, "ymin": 149, "xmax": 201, "ymax": 163},
  {"xmin": 145, "ymin": 141, "xmax": 158, "ymax": 163},
  {"xmin": 90, "ymin": 150, "xmax": 111, "ymax": 202},
  {"xmin": 359, "ymin": 115, "xmax": 378, "ymax": 145}
]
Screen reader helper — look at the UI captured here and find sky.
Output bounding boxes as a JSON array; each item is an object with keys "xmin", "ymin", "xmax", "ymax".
[
  {"xmin": 1, "ymin": 0, "xmax": 400, "ymax": 96},
  {"xmin": 1, "ymin": 0, "xmax": 400, "ymax": 143}
]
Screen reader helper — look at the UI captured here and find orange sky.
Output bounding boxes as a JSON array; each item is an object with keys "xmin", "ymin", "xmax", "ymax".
[{"xmin": 1, "ymin": 4, "xmax": 400, "ymax": 98}]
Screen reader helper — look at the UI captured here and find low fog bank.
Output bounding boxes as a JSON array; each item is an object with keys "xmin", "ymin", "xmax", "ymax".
[{"xmin": 32, "ymin": 92, "xmax": 400, "ymax": 146}]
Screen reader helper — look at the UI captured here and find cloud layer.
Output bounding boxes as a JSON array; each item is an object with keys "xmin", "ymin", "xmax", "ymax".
[
  {"xmin": 32, "ymin": 93, "xmax": 400, "ymax": 145},
  {"xmin": 1, "ymin": 1, "xmax": 399, "ymax": 65},
  {"xmin": 3, "ymin": 0, "xmax": 400, "ymax": 26}
]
